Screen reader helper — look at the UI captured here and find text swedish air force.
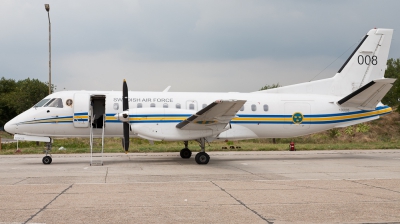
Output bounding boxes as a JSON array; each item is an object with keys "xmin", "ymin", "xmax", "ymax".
[{"xmin": 113, "ymin": 98, "xmax": 173, "ymax": 103}]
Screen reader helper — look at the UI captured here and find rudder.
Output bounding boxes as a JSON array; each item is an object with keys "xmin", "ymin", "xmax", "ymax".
[{"xmin": 332, "ymin": 28, "xmax": 393, "ymax": 96}]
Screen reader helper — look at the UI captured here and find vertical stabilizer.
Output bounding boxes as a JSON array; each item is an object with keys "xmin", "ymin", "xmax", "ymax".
[{"xmin": 332, "ymin": 28, "xmax": 393, "ymax": 96}]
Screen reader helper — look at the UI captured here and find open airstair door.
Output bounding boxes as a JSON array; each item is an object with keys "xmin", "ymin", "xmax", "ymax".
[
  {"xmin": 89, "ymin": 95, "xmax": 106, "ymax": 166},
  {"xmin": 90, "ymin": 95, "xmax": 106, "ymax": 129},
  {"xmin": 73, "ymin": 93, "xmax": 90, "ymax": 128}
]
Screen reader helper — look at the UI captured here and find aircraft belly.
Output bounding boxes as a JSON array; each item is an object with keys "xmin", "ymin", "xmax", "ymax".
[
  {"xmin": 216, "ymin": 124, "xmax": 258, "ymax": 140},
  {"xmin": 224, "ymin": 123, "xmax": 334, "ymax": 139},
  {"xmin": 132, "ymin": 123, "xmax": 213, "ymax": 141}
]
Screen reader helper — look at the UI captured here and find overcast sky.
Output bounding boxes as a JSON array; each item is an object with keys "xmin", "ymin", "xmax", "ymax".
[{"xmin": 1, "ymin": 1, "xmax": 400, "ymax": 92}]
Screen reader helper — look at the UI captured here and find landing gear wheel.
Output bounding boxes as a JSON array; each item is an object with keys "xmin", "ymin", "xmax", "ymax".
[
  {"xmin": 195, "ymin": 152, "xmax": 210, "ymax": 165},
  {"xmin": 180, "ymin": 148, "xmax": 192, "ymax": 159},
  {"xmin": 42, "ymin": 156, "xmax": 52, "ymax": 165}
]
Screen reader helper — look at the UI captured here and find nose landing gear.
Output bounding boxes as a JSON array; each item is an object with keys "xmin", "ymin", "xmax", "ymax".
[
  {"xmin": 42, "ymin": 155, "xmax": 52, "ymax": 164},
  {"xmin": 42, "ymin": 142, "xmax": 52, "ymax": 165}
]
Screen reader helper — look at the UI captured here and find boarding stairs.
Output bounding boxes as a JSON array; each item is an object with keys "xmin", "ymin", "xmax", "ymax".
[{"xmin": 89, "ymin": 114, "xmax": 105, "ymax": 166}]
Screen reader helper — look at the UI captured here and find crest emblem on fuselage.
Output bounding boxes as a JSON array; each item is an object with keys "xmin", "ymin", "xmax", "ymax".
[
  {"xmin": 66, "ymin": 99, "xmax": 73, "ymax": 106},
  {"xmin": 292, "ymin": 112, "xmax": 303, "ymax": 124}
]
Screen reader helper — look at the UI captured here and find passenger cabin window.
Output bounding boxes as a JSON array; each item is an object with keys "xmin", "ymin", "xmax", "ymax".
[
  {"xmin": 137, "ymin": 103, "xmax": 142, "ymax": 108},
  {"xmin": 163, "ymin": 103, "xmax": 168, "ymax": 108},
  {"xmin": 263, "ymin": 104, "xmax": 269, "ymax": 112},
  {"xmin": 240, "ymin": 106, "xmax": 244, "ymax": 111},
  {"xmin": 176, "ymin": 103, "xmax": 181, "ymax": 109},
  {"xmin": 150, "ymin": 103, "xmax": 156, "ymax": 108},
  {"xmin": 189, "ymin": 103, "xmax": 195, "ymax": 110},
  {"xmin": 202, "ymin": 104, "xmax": 207, "ymax": 109},
  {"xmin": 251, "ymin": 104, "xmax": 257, "ymax": 111}
]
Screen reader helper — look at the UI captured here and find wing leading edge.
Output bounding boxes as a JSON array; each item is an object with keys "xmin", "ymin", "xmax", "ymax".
[{"xmin": 176, "ymin": 100, "xmax": 246, "ymax": 130}]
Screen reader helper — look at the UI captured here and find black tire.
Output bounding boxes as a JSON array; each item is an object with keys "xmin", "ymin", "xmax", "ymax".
[
  {"xmin": 195, "ymin": 152, "xmax": 210, "ymax": 165},
  {"xmin": 42, "ymin": 156, "xmax": 52, "ymax": 165},
  {"xmin": 180, "ymin": 148, "xmax": 192, "ymax": 159}
]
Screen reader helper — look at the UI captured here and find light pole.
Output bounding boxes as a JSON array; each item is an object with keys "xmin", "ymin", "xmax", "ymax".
[{"xmin": 45, "ymin": 4, "xmax": 51, "ymax": 94}]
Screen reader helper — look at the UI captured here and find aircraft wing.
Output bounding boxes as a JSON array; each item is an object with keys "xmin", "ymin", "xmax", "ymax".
[
  {"xmin": 176, "ymin": 100, "xmax": 246, "ymax": 130},
  {"xmin": 338, "ymin": 78, "xmax": 396, "ymax": 110}
]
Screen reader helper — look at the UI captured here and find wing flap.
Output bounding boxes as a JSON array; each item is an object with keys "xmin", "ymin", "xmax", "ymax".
[
  {"xmin": 176, "ymin": 100, "xmax": 246, "ymax": 130},
  {"xmin": 338, "ymin": 78, "xmax": 396, "ymax": 110}
]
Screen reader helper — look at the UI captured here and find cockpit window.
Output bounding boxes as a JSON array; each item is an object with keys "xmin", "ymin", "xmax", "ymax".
[
  {"xmin": 34, "ymin": 98, "xmax": 51, "ymax": 107},
  {"xmin": 35, "ymin": 98, "xmax": 63, "ymax": 108},
  {"xmin": 47, "ymin": 98, "xmax": 63, "ymax": 108},
  {"xmin": 43, "ymin": 98, "xmax": 56, "ymax": 107}
]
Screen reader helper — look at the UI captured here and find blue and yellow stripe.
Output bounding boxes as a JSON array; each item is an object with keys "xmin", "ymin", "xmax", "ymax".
[
  {"xmin": 232, "ymin": 105, "xmax": 391, "ymax": 125},
  {"xmin": 20, "ymin": 116, "xmax": 73, "ymax": 124},
  {"xmin": 73, "ymin": 112, "xmax": 89, "ymax": 122},
  {"xmin": 18, "ymin": 106, "xmax": 391, "ymax": 126}
]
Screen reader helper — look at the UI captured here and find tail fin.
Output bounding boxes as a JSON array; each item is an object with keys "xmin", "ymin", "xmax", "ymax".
[
  {"xmin": 331, "ymin": 28, "xmax": 393, "ymax": 96},
  {"xmin": 257, "ymin": 28, "xmax": 393, "ymax": 97}
]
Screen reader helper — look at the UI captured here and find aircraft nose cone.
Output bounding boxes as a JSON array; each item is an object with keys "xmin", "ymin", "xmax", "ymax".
[{"xmin": 4, "ymin": 121, "xmax": 15, "ymax": 134}]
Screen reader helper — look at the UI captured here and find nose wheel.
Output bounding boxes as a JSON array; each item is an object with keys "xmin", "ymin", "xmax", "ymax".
[{"xmin": 42, "ymin": 156, "xmax": 52, "ymax": 164}]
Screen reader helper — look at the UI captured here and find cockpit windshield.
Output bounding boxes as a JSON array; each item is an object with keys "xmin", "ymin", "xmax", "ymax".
[
  {"xmin": 34, "ymin": 98, "xmax": 63, "ymax": 108},
  {"xmin": 34, "ymin": 98, "xmax": 50, "ymax": 107}
]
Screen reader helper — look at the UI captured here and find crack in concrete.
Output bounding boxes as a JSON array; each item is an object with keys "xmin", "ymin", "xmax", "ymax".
[
  {"xmin": 13, "ymin": 177, "xmax": 29, "ymax": 185},
  {"xmin": 23, "ymin": 184, "xmax": 73, "ymax": 224},
  {"xmin": 211, "ymin": 181, "xmax": 274, "ymax": 224},
  {"xmin": 348, "ymin": 180, "xmax": 400, "ymax": 194},
  {"xmin": 105, "ymin": 167, "xmax": 109, "ymax": 183},
  {"xmin": 229, "ymin": 165, "xmax": 267, "ymax": 180}
]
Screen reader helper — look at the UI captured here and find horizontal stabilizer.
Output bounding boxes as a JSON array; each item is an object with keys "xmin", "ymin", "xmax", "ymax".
[
  {"xmin": 176, "ymin": 99, "xmax": 246, "ymax": 130},
  {"xmin": 337, "ymin": 78, "xmax": 396, "ymax": 110}
]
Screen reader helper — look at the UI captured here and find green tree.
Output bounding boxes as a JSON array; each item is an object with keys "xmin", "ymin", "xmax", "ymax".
[
  {"xmin": 0, "ymin": 78, "xmax": 49, "ymax": 127},
  {"xmin": 260, "ymin": 83, "xmax": 281, "ymax": 91},
  {"xmin": 0, "ymin": 78, "xmax": 17, "ymax": 127},
  {"xmin": 382, "ymin": 58, "xmax": 400, "ymax": 113},
  {"xmin": 9, "ymin": 78, "xmax": 49, "ymax": 114}
]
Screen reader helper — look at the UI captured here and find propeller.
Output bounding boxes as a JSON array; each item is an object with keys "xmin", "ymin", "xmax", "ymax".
[{"xmin": 122, "ymin": 79, "xmax": 129, "ymax": 153}]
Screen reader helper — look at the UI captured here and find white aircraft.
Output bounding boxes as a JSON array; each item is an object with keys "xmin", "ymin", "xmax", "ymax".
[{"xmin": 4, "ymin": 28, "xmax": 396, "ymax": 165}]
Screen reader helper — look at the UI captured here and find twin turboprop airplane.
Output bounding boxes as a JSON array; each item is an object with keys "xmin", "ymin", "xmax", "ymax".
[{"xmin": 4, "ymin": 28, "xmax": 396, "ymax": 165}]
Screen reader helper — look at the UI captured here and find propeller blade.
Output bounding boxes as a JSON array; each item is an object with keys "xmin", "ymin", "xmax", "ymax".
[
  {"xmin": 122, "ymin": 79, "xmax": 130, "ymax": 153},
  {"xmin": 123, "ymin": 79, "xmax": 128, "ymax": 111},
  {"xmin": 123, "ymin": 122, "xmax": 130, "ymax": 152}
]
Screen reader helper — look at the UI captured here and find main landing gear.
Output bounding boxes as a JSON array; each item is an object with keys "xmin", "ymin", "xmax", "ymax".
[
  {"xmin": 42, "ymin": 142, "xmax": 52, "ymax": 165},
  {"xmin": 180, "ymin": 141, "xmax": 192, "ymax": 159},
  {"xmin": 180, "ymin": 138, "xmax": 210, "ymax": 165}
]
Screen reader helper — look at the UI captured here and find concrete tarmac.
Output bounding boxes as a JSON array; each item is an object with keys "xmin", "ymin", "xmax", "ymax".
[{"xmin": 0, "ymin": 150, "xmax": 400, "ymax": 223}]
